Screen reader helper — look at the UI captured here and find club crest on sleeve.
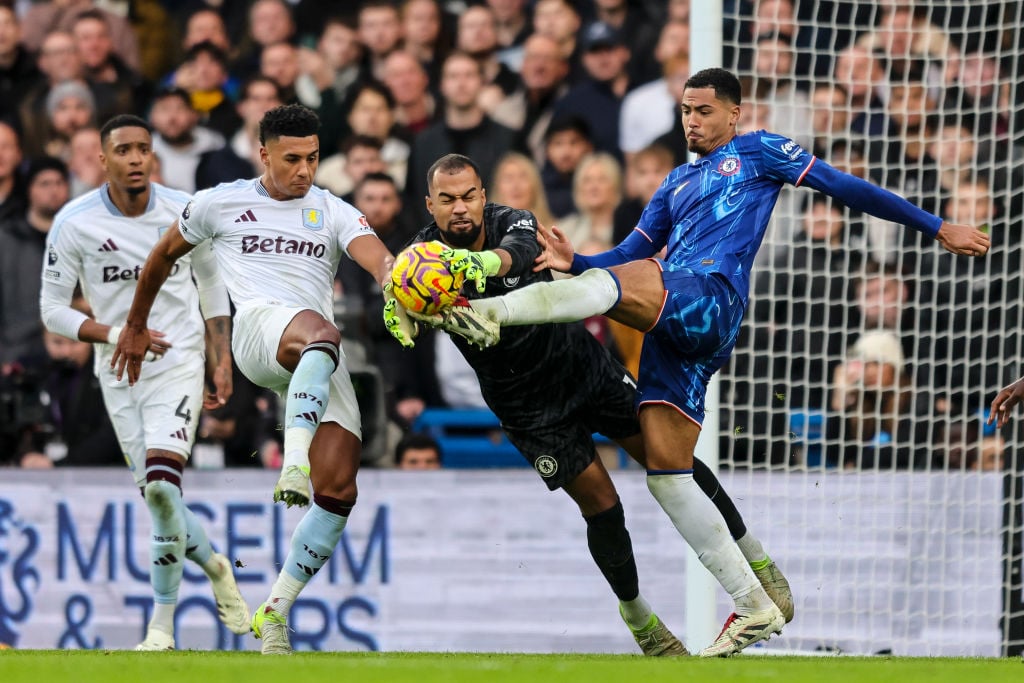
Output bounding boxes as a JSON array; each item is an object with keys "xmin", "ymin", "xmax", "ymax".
[
  {"xmin": 717, "ymin": 157, "xmax": 741, "ymax": 176},
  {"xmin": 302, "ymin": 208, "xmax": 324, "ymax": 230}
]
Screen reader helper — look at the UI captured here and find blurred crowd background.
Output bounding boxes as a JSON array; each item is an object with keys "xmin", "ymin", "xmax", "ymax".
[{"xmin": 0, "ymin": 0, "xmax": 1022, "ymax": 474}]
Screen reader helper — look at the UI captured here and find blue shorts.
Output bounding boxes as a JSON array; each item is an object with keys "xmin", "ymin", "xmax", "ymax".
[{"xmin": 635, "ymin": 264, "xmax": 745, "ymax": 425}]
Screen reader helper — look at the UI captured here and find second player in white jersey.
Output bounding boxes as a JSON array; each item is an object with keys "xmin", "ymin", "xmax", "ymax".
[
  {"xmin": 42, "ymin": 182, "xmax": 222, "ymax": 384},
  {"xmin": 178, "ymin": 178, "xmax": 375, "ymax": 321}
]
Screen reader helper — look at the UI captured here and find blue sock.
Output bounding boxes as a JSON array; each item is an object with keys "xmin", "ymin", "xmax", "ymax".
[
  {"xmin": 183, "ymin": 506, "xmax": 213, "ymax": 566},
  {"xmin": 284, "ymin": 503, "xmax": 348, "ymax": 583},
  {"xmin": 144, "ymin": 479, "xmax": 187, "ymax": 632},
  {"xmin": 282, "ymin": 344, "xmax": 338, "ymax": 470}
]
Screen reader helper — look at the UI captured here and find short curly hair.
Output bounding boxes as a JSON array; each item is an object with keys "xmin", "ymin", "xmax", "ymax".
[{"xmin": 259, "ymin": 104, "xmax": 320, "ymax": 145}]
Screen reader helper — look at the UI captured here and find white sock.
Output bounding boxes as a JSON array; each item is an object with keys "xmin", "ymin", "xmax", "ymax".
[
  {"xmin": 149, "ymin": 603, "xmax": 175, "ymax": 635},
  {"xmin": 647, "ymin": 473, "xmax": 773, "ymax": 615},
  {"xmin": 265, "ymin": 571, "xmax": 304, "ymax": 620},
  {"xmin": 736, "ymin": 533, "xmax": 768, "ymax": 565},
  {"xmin": 470, "ymin": 268, "xmax": 620, "ymax": 325},
  {"xmin": 619, "ymin": 594, "xmax": 655, "ymax": 630},
  {"xmin": 282, "ymin": 428, "xmax": 313, "ymax": 472}
]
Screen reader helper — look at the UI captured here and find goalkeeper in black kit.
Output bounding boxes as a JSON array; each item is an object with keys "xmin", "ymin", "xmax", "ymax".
[{"xmin": 383, "ymin": 153, "xmax": 794, "ymax": 655}]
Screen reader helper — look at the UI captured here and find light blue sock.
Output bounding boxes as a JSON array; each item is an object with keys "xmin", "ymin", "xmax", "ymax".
[
  {"xmin": 283, "ymin": 503, "xmax": 348, "ymax": 583},
  {"xmin": 145, "ymin": 480, "xmax": 187, "ymax": 632},
  {"xmin": 183, "ymin": 506, "xmax": 213, "ymax": 566},
  {"xmin": 282, "ymin": 344, "xmax": 338, "ymax": 471}
]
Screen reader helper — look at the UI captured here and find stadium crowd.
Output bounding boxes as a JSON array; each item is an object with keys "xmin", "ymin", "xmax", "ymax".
[{"xmin": 0, "ymin": 0, "xmax": 1020, "ymax": 472}]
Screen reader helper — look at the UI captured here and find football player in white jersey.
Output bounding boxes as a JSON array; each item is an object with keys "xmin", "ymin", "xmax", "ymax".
[
  {"xmin": 39, "ymin": 115, "xmax": 250, "ymax": 650},
  {"xmin": 112, "ymin": 104, "xmax": 419, "ymax": 654}
]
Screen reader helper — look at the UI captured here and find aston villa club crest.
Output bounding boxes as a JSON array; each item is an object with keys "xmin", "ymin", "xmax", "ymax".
[
  {"xmin": 302, "ymin": 208, "xmax": 323, "ymax": 231},
  {"xmin": 718, "ymin": 157, "xmax": 741, "ymax": 176}
]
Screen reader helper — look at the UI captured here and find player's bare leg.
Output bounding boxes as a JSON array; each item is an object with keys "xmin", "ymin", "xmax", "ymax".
[
  {"xmin": 565, "ymin": 456, "xmax": 688, "ymax": 656},
  {"xmin": 252, "ymin": 422, "xmax": 360, "ymax": 654},
  {"xmin": 273, "ymin": 311, "xmax": 342, "ymax": 507}
]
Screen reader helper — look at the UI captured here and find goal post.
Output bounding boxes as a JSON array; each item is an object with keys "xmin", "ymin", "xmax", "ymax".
[{"xmin": 711, "ymin": 0, "xmax": 1024, "ymax": 656}]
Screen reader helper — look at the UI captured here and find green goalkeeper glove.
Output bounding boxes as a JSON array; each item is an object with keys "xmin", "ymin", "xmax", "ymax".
[
  {"xmin": 440, "ymin": 248, "xmax": 502, "ymax": 293},
  {"xmin": 382, "ymin": 281, "xmax": 418, "ymax": 348}
]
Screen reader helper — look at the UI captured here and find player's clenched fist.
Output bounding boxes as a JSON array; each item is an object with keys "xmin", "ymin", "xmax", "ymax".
[
  {"xmin": 440, "ymin": 248, "xmax": 502, "ymax": 293},
  {"xmin": 382, "ymin": 281, "xmax": 418, "ymax": 348}
]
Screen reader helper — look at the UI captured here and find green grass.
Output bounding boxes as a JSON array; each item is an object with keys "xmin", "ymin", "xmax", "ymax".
[{"xmin": 0, "ymin": 651, "xmax": 1019, "ymax": 683}]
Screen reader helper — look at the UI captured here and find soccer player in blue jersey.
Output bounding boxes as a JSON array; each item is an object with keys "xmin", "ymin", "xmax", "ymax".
[{"xmin": 415, "ymin": 68, "xmax": 990, "ymax": 656}]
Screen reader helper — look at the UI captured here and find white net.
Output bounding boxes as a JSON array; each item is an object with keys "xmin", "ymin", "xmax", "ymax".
[{"xmin": 715, "ymin": 0, "xmax": 1024, "ymax": 655}]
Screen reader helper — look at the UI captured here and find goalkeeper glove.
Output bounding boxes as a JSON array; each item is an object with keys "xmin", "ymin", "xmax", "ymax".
[
  {"xmin": 440, "ymin": 248, "xmax": 502, "ymax": 293},
  {"xmin": 382, "ymin": 281, "xmax": 418, "ymax": 348}
]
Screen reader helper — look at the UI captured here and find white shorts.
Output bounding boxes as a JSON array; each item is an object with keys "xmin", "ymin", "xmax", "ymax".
[
  {"xmin": 232, "ymin": 304, "xmax": 362, "ymax": 439},
  {"xmin": 100, "ymin": 356, "xmax": 205, "ymax": 487}
]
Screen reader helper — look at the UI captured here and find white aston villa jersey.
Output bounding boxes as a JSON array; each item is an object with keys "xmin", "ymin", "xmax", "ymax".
[
  {"xmin": 178, "ymin": 178, "xmax": 374, "ymax": 320},
  {"xmin": 42, "ymin": 183, "xmax": 210, "ymax": 384}
]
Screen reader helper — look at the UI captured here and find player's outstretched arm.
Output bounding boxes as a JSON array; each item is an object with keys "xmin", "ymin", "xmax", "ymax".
[
  {"xmin": 112, "ymin": 221, "xmax": 196, "ymax": 384},
  {"xmin": 533, "ymin": 223, "xmax": 575, "ymax": 273},
  {"xmin": 989, "ymin": 376, "xmax": 1024, "ymax": 429},
  {"xmin": 935, "ymin": 221, "xmax": 991, "ymax": 256}
]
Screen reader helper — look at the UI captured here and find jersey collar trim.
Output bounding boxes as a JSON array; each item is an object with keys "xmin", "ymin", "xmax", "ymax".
[
  {"xmin": 254, "ymin": 179, "xmax": 271, "ymax": 198},
  {"xmin": 99, "ymin": 182, "xmax": 156, "ymax": 217}
]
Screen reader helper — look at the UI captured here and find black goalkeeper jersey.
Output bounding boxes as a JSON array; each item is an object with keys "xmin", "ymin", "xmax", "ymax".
[{"xmin": 411, "ymin": 203, "xmax": 604, "ymax": 413}]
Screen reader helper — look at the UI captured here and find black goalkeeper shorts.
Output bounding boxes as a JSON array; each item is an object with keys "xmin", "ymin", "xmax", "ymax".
[{"xmin": 497, "ymin": 348, "xmax": 640, "ymax": 490}]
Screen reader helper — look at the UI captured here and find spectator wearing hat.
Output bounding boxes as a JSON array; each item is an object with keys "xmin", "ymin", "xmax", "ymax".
[
  {"xmin": 0, "ymin": 156, "xmax": 70, "ymax": 370},
  {"xmin": 41, "ymin": 79, "xmax": 96, "ymax": 161},
  {"xmin": 549, "ymin": 21, "xmax": 633, "ymax": 162},
  {"xmin": 825, "ymin": 329, "xmax": 926, "ymax": 470}
]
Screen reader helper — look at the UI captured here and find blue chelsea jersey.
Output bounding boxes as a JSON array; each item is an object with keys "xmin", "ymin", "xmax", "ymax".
[{"xmin": 635, "ymin": 130, "xmax": 815, "ymax": 305}]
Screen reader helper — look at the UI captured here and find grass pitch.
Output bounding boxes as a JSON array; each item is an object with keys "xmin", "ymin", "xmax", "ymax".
[{"xmin": 0, "ymin": 650, "xmax": 1019, "ymax": 683}]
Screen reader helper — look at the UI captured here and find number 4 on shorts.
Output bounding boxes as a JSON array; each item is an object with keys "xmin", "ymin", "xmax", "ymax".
[{"xmin": 175, "ymin": 395, "xmax": 192, "ymax": 424}]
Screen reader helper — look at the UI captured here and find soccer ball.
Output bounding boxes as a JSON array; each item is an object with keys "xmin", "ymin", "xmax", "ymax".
[{"xmin": 390, "ymin": 241, "xmax": 465, "ymax": 315}]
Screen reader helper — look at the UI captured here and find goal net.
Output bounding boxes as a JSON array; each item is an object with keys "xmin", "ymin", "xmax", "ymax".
[{"xmin": 715, "ymin": 0, "xmax": 1024, "ymax": 656}]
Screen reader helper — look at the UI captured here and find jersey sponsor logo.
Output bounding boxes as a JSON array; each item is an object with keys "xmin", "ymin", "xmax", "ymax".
[
  {"xmin": 102, "ymin": 262, "xmax": 180, "ymax": 283},
  {"xmin": 241, "ymin": 234, "xmax": 327, "ymax": 258},
  {"xmin": 508, "ymin": 218, "xmax": 535, "ymax": 232},
  {"xmin": 234, "ymin": 209, "xmax": 258, "ymax": 223},
  {"xmin": 673, "ymin": 180, "xmax": 691, "ymax": 196},
  {"xmin": 181, "ymin": 201, "xmax": 192, "ymax": 220},
  {"xmin": 47, "ymin": 247, "xmax": 57, "ymax": 265},
  {"xmin": 302, "ymin": 208, "xmax": 324, "ymax": 231},
  {"xmin": 97, "ymin": 238, "xmax": 119, "ymax": 252},
  {"xmin": 717, "ymin": 157, "xmax": 741, "ymax": 176},
  {"xmin": 780, "ymin": 139, "xmax": 803, "ymax": 160},
  {"xmin": 534, "ymin": 455, "xmax": 558, "ymax": 478}
]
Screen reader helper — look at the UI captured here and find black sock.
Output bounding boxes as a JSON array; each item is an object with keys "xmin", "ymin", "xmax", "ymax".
[
  {"xmin": 692, "ymin": 457, "xmax": 747, "ymax": 540},
  {"xmin": 584, "ymin": 499, "xmax": 640, "ymax": 601}
]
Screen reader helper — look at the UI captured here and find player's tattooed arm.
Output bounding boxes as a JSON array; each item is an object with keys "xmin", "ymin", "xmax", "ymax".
[{"xmin": 203, "ymin": 316, "xmax": 233, "ymax": 408}]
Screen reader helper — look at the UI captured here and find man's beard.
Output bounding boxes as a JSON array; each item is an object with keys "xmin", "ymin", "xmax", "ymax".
[
  {"xmin": 440, "ymin": 220, "xmax": 482, "ymax": 248},
  {"xmin": 162, "ymin": 130, "xmax": 194, "ymax": 147},
  {"xmin": 125, "ymin": 183, "xmax": 147, "ymax": 196}
]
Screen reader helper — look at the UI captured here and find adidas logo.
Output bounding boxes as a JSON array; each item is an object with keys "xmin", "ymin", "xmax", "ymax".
[
  {"xmin": 234, "ymin": 209, "xmax": 258, "ymax": 223},
  {"xmin": 170, "ymin": 428, "xmax": 188, "ymax": 441},
  {"xmin": 154, "ymin": 552, "xmax": 179, "ymax": 566},
  {"xmin": 299, "ymin": 411, "xmax": 319, "ymax": 426},
  {"xmin": 295, "ymin": 562, "xmax": 321, "ymax": 577},
  {"xmin": 98, "ymin": 238, "xmax": 119, "ymax": 252}
]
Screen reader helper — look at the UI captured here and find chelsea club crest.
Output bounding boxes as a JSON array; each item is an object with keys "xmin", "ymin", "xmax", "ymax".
[
  {"xmin": 302, "ymin": 208, "xmax": 324, "ymax": 231},
  {"xmin": 717, "ymin": 157, "xmax": 741, "ymax": 176}
]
